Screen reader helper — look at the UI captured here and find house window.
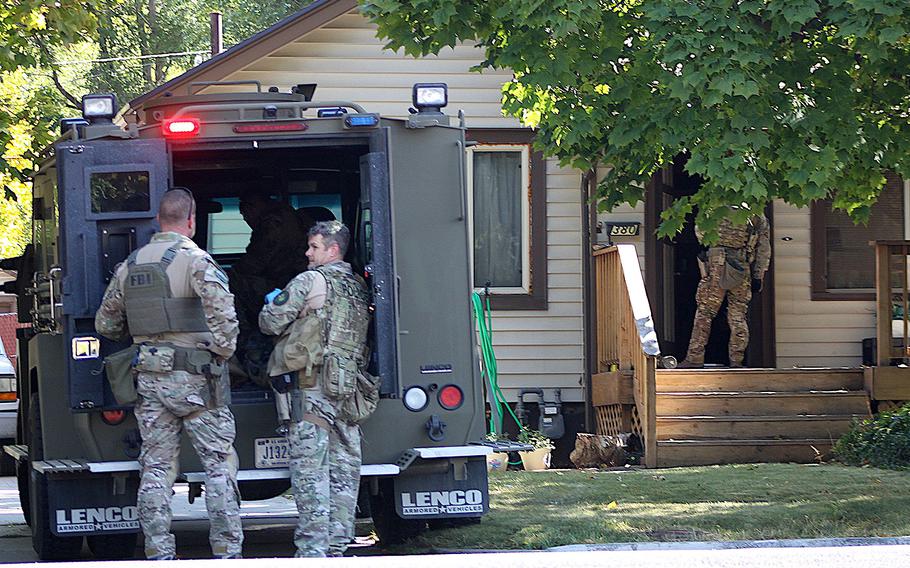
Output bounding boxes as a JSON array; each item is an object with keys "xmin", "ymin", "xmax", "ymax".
[
  {"xmin": 469, "ymin": 145, "xmax": 529, "ymax": 291},
  {"xmin": 811, "ymin": 173, "xmax": 907, "ymax": 300},
  {"xmin": 466, "ymin": 130, "xmax": 547, "ymax": 310}
]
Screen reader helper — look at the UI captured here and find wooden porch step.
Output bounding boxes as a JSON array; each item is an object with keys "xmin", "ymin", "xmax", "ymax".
[
  {"xmin": 656, "ymin": 391, "xmax": 871, "ymax": 417},
  {"xmin": 656, "ymin": 414, "xmax": 862, "ymax": 441},
  {"xmin": 656, "ymin": 368, "xmax": 864, "ymax": 393},
  {"xmin": 656, "ymin": 439, "xmax": 833, "ymax": 467}
]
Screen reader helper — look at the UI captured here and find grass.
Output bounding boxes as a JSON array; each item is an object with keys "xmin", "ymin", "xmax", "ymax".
[{"xmin": 391, "ymin": 463, "xmax": 910, "ymax": 552}]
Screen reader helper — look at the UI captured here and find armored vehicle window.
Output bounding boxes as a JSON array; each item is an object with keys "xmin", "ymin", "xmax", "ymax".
[{"xmin": 90, "ymin": 171, "xmax": 150, "ymax": 213}]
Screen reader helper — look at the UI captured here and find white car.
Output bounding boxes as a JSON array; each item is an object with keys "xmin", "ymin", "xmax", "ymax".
[{"xmin": 0, "ymin": 338, "xmax": 17, "ymax": 448}]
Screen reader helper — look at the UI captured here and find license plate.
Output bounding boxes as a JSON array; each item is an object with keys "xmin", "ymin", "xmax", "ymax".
[{"xmin": 254, "ymin": 437, "xmax": 290, "ymax": 468}]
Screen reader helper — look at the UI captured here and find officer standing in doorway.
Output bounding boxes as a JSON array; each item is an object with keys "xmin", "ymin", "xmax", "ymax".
[
  {"xmin": 680, "ymin": 208, "xmax": 771, "ymax": 368},
  {"xmin": 259, "ymin": 221, "xmax": 370, "ymax": 558},
  {"xmin": 95, "ymin": 187, "xmax": 243, "ymax": 560}
]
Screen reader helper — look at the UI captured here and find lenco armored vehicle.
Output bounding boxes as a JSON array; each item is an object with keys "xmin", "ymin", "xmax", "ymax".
[{"xmin": 2, "ymin": 83, "xmax": 495, "ymax": 560}]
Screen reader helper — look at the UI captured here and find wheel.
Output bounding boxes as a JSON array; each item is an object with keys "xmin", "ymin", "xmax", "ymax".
[
  {"xmin": 369, "ymin": 479, "xmax": 426, "ymax": 546},
  {"xmin": 87, "ymin": 533, "xmax": 139, "ymax": 560},
  {"xmin": 16, "ymin": 416, "xmax": 30, "ymax": 526},
  {"xmin": 238, "ymin": 478, "xmax": 290, "ymax": 500},
  {"xmin": 0, "ymin": 445, "xmax": 13, "ymax": 476},
  {"xmin": 28, "ymin": 393, "xmax": 84, "ymax": 560}
]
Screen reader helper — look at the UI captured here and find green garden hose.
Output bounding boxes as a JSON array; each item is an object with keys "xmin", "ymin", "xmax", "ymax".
[{"xmin": 472, "ymin": 291, "xmax": 522, "ymax": 435}]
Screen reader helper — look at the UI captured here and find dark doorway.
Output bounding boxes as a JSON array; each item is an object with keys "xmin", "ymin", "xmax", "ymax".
[{"xmin": 644, "ymin": 157, "xmax": 776, "ymax": 368}]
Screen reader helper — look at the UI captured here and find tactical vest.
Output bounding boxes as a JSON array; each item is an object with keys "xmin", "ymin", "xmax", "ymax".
[
  {"xmin": 122, "ymin": 241, "xmax": 209, "ymax": 337},
  {"xmin": 316, "ymin": 265, "xmax": 370, "ymax": 398}
]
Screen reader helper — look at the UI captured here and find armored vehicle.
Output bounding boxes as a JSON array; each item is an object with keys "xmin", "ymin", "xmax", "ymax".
[{"xmin": 3, "ymin": 83, "xmax": 493, "ymax": 560}]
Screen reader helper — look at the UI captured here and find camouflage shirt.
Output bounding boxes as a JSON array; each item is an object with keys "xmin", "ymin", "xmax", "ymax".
[
  {"xmin": 95, "ymin": 232, "xmax": 239, "ymax": 358},
  {"xmin": 697, "ymin": 213, "xmax": 771, "ymax": 280},
  {"xmin": 257, "ymin": 262, "xmax": 350, "ymax": 338}
]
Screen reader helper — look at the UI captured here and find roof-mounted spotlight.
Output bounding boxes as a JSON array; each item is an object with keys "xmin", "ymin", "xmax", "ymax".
[
  {"xmin": 81, "ymin": 93, "xmax": 117, "ymax": 123},
  {"xmin": 292, "ymin": 83, "xmax": 317, "ymax": 102},
  {"xmin": 412, "ymin": 83, "xmax": 447, "ymax": 113}
]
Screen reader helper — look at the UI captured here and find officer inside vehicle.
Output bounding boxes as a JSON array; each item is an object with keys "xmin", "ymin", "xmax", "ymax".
[{"xmin": 230, "ymin": 188, "xmax": 309, "ymax": 385}]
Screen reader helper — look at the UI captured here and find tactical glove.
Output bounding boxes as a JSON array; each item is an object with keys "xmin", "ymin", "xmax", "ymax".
[{"xmin": 751, "ymin": 278, "xmax": 763, "ymax": 293}]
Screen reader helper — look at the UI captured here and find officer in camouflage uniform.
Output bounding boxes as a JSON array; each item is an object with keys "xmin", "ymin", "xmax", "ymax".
[
  {"xmin": 680, "ymin": 209, "xmax": 771, "ymax": 368},
  {"xmin": 259, "ymin": 221, "xmax": 370, "ymax": 558},
  {"xmin": 95, "ymin": 188, "xmax": 243, "ymax": 560},
  {"xmin": 231, "ymin": 190, "xmax": 310, "ymax": 385}
]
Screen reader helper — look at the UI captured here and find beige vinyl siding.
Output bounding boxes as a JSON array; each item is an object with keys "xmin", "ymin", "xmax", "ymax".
[
  {"xmin": 215, "ymin": 11, "xmax": 586, "ymax": 401},
  {"xmin": 773, "ymin": 200, "xmax": 874, "ymax": 367},
  {"xmin": 220, "ymin": 12, "xmax": 519, "ymax": 129}
]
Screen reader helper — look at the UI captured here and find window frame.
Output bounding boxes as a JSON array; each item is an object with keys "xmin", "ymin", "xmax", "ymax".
[
  {"xmin": 465, "ymin": 129, "xmax": 547, "ymax": 311},
  {"xmin": 810, "ymin": 177, "xmax": 909, "ymax": 301}
]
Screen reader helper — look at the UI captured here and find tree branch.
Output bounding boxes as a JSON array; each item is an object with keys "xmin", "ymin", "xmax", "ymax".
[
  {"xmin": 50, "ymin": 69, "xmax": 81, "ymax": 109},
  {"xmin": 34, "ymin": 37, "xmax": 81, "ymax": 109}
]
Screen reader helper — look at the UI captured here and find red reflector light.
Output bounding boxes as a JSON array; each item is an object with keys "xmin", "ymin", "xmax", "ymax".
[
  {"xmin": 0, "ymin": 392, "xmax": 15, "ymax": 401},
  {"xmin": 232, "ymin": 122, "xmax": 308, "ymax": 133},
  {"xmin": 438, "ymin": 385, "xmax": 464, "ymax": 410},
  {"xmin": 101, "ymin": 410, "xmax": 127, "ymax": 426},
  {"xmin": 162, "ymin": 118, "xmax": 200, "ymax": 138}
]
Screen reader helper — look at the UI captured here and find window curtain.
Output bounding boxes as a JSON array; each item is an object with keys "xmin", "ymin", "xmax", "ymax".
[{"xmin": 473, "ymin": 151, "xmax": 522, "ymax": 288}]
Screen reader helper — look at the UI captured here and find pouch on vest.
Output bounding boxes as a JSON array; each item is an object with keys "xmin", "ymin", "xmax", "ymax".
[
  {"xmin": 338, "ymin": 370, "xmax": 381, "ymax": 423},
  {"xmin": 134, "ymin": 344, "xmax": 176, "ymax": 373},
  {"xmin": 103, "ymin": 345, "xmax": 140, "ymax": 405},
  {"xmin": 267, "ymin": 314, "xmax": 323, "ymax": 389},
  {"xmin": 322, "ymin": 353, "xmax": 358, "ymax": 399},
  {"xmin": 719, "ymin": 258, "xmax": 748, "ymax": 290}
]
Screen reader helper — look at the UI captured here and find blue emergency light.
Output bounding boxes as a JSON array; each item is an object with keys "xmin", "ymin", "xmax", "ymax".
[{"xmin": 344, "ymin": 114, "xmax": 380, "ymax": 128}]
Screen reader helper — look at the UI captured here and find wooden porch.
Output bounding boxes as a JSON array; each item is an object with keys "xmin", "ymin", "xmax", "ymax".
[{"xmin": 591, "ymin": 242, "xmax": 910, "ymax": 468}]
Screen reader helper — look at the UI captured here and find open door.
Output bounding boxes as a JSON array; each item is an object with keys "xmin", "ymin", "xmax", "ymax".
[
  {"xmin": 645, "ymin": 158, "xmax": 776, "ymax": 367},
  {"xmin": 56, "ymin": 137, "xmax": 170, "ymax": 408},
  {"xmin": 360, "ymin": 147, "xmax": 398, "ymax": 396}
]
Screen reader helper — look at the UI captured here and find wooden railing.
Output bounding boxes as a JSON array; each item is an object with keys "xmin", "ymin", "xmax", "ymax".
[
  {"xmin": 874, "ymin": 240, "xmax": 910, "ymax": 366},
  {"xmin": 592, "ymin": 244, "xmax": 660, "ymax": 467}
]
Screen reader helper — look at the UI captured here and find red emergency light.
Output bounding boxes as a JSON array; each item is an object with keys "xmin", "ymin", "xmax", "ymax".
[{"xmin": 162, "ymin": 118, "xmax": 201, "ymax": 138}]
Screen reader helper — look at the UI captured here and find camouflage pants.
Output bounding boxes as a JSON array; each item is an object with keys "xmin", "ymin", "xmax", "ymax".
[
  {"xmin": 288, "ymin": 392, "xmax": 361, "ymax": 558},
  {"xmin": 135, "ymin": 372, "xmax": 243, "ymax": 559},
  {"xmin": 685, "ymin": 252, "xmax": 753, "ymax": 366}
]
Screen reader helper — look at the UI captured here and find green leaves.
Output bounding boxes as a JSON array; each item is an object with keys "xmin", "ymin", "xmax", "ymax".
[{"xmin": 374, "ymin": 2, "xmax": 910, "ymax": 235}]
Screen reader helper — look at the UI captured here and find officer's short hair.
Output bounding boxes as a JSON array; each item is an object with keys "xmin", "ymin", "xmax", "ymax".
[
  {"xmin": 159, "ymin": 187, "xmax": 195, "ymax": 224},
  {"xmin": 309, "ymin": 221, "xmax": 350, "ymax": 256}
]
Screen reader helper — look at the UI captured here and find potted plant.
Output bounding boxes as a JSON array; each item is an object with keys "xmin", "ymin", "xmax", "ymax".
[
  {"xmin": 483, "ymin": 433, "xmax": 511, "ymax": 472},
  {"xmin": 517, "ymin": 429, "xmax": 555, "ymax": 471}
]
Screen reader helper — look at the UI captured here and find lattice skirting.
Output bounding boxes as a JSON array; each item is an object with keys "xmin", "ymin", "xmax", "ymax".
[{"xmin": 594, "ymin": 403, "xmax": 643, "ymax": 443}]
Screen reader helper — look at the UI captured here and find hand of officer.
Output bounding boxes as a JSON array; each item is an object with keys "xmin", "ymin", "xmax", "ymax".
[
  {"xmin": 264, "ymin": 288, "xmax": 282, "ymax": 304},
  {"xmin": 751, "ymin": 278, "xmax": 763, "ymax": 293}
]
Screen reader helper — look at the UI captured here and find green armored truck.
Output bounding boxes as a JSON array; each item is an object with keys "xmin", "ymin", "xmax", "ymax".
[{"xmin": 3, "ymin": 83, "xmax": 497, "ymax": 560}]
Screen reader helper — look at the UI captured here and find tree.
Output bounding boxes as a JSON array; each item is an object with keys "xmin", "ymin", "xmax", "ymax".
[{"xmin": 362, "ymin": 0, "xmax": 910, "ymax": 237}]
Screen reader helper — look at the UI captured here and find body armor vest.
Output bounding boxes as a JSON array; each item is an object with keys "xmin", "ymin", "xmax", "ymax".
[
  {"xmin": 123, "ymin": 241, "xmax": 209, "ymax": 337},
  {"xmin": 315, "ymin": 264, "xmax": 370, "ymax": 399},
  {"xmin": 317, "ymin": 265, "xmax": 370, "ymax": 364}
]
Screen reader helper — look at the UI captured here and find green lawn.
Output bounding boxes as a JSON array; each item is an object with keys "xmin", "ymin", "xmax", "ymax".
[{"xmin": 393, "ymin": 463, "xmax": 910, "ymax": 551}]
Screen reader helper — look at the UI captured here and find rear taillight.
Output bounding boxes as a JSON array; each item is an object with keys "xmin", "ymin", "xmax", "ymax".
[
  {"xmin": 162, "ymin": 118, "xmax": 200, "ymax": 138},
  {"xmin": 101, "ymin": 409, "xmax": 127, "ymax": 425},
  {"xmin": 438, "ymin": 384, "xmax": 464, "ymax": 410},
  {"xmin": 0, "ymin": 392, "xmax": 15, "ymax": 401},
  {"xmin": 403, "ymin": 386, "xmax": 428, "ymax": 412}
]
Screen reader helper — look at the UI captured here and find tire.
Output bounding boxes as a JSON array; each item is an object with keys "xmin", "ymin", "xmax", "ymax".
[
  {"xmin": 28, "ymin": 393, "xmax": 84, "ymax": 560},
  {"xmin": 0, "ymin": 446, "xmax": 13, "ymax": 476},
  {"xmin": 238, "ymin": 478, "xmax": 290, "ymax": 501},
  {"xmin": 87, "ymin": 533, "xmax": 139, "ymax": 560},
  {"xmin": 16, "ymin": 415, "xmax": 30, "ymax": 526},
  {"xmin": 369, "ymin": 479, "xmax": 426, "ymax": 546}
]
